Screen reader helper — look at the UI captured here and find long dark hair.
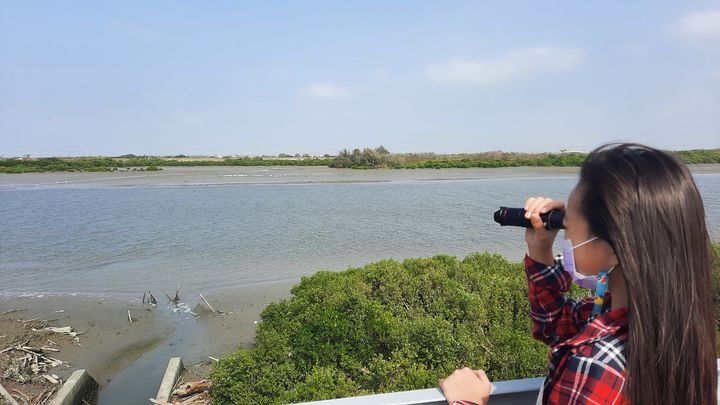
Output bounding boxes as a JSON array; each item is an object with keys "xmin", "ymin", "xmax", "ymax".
[{"xmin": 578, "ymin": 143, "xmax": 716, "ymax": 404}]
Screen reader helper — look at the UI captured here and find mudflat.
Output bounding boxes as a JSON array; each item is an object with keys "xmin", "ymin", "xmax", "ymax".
[
  {"xmin": 0, "ymin": 166, "xmax": 585, "ymax": 189},
  {"xmin": 2, "ymin": 165, "xmax": 717, "ymax": 190},
  {"xmin": 0, "ymin": 280, "xmax": 295, "ymax": 398}
]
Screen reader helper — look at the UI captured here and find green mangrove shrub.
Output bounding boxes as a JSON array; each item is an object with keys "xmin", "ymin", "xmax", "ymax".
[{"xmin": 210, "ymin": 253, "xmax": 555, "ymax": 404}]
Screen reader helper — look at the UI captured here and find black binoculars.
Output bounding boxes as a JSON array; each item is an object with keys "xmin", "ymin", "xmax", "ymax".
[{"xmin": 493, "ymin": 207, "xmax": 565, "ymax": 231}]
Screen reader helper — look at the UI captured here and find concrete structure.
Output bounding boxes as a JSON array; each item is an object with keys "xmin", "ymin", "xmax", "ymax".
[
  {"xmin": 155, "ymin": 357, "xmax": 184, "ymax": 403},
  {"xmin": 50, "ymin": 370, "xmax": 97, "ymax": 405}
]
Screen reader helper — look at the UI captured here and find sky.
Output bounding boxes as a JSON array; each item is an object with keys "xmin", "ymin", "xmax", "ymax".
[{"xmin": 1, "ymin": 1, "xmax": 719, "ymax": 157}]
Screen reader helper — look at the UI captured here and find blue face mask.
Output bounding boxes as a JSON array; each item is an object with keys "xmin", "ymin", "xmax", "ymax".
[{"xmin": 561, "ymin": 237, "xmax": 615, "ymax": 290}]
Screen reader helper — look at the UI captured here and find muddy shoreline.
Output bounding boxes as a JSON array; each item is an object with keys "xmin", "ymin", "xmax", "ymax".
[{"xmin": 0, "ymin": 280, "xmax": 296, "ymax": 403}]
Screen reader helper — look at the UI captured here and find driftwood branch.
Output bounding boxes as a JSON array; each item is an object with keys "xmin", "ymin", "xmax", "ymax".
[
  {"xmin": 172, "ymin": 380, "xmax": 211, "ymax": 398},
  {"xmin": 42, "ymin": 375, "xmax": 59, "ymax": 384},
  {"xmin": 143, "ymin": 291, "xmax": 158, "ymax": 307},
  {"xmin": 199, "ymin": 294, "xmax": 232, "ymax": 315},
  {"xmin": 37, "ymin": 387, "xmax": 56, "ymax": 405},
  {"xmin": 40, "ymin": 326, "xmax": 81, "ymax": 337},
  {"xmin": 12, "ymin": 388, "xmax": 30, "ymax": 403},
  {"xmin": 9, "ymin": 346, "xmax": 63, "ymax": 366},
  {"xmin": 2, "ymin": 308, "xmax": 27, "ymax": 315},
  {"xmin": 199, "ymin": 294, "xmax": 217, "ymax": 313},
  {"xmin": 164, "ymin": 284, "xmax": 181, "ymax": 305}
]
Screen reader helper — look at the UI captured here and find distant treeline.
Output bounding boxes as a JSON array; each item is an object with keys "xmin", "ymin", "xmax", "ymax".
[
  {"xmin": 1, "ymin": 148, "xmax": 719, "ymax": 173},
  {"xmin": 330, "ymin": 146, "xmax": 720, "ymax": 169},
  {"xmin": 0, "ymin": 156, "xmax": 333, "ymax": 173}
]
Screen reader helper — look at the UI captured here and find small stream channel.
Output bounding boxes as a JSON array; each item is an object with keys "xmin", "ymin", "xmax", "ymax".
[{"xmin": 97, "ymin": 312, "xmax": 209, "ymax": 404}]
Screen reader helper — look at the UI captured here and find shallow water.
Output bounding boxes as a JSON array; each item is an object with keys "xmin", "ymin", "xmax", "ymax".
[{"xmin": 1, "ymin": 166, "xmax": 719, "ymax": 298}]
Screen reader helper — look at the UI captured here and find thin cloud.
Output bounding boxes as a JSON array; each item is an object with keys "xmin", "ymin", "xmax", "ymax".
[
  {"xmin": 298, "ymin": 83, "xmax": 350, "ymax": 99},
  {"xmin": 674, "ymin": 10, "xmax": 720, "ymax": 38},
  {"xmin": 426, "ymin": 46, "xmax": 582, "ymax": 84}
]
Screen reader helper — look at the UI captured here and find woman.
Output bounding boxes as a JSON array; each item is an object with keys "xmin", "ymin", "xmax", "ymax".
[{"xmin": 440, "ymin": 143, "xmax": 717, "ymax": 404}]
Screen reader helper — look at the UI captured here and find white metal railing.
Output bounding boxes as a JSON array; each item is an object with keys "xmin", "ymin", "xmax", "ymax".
[
  {"xmin": 295, "ymin": 360, "xmax": 720, "ymax": 405},
  {"xmin": 295, "ymin": 376, "xmax": 545, "ymax": 405}
]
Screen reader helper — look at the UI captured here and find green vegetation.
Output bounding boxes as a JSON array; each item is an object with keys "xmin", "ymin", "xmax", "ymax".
[
  {"xmin": 675, "ymin": 149, "xmax": 720, "ymax": 164},
  {"xmin": 330, "ymin": 147, "xmax": 720, "ymax": 169},
  {"xmin": 0, "ymin": 157, "xmax": 118, "ymax": 173},
  {"xmin": 2, "ymin": 148, "xmax": 719, "ymax": 173},
  {"xmin": 330, "ymin": 146, "xmax": 393, "ymax": 169},
  {"xmin": 209, "ymin": 253, "xmax": 587, "ymax": 404},
  {"xmin": 211, "ymin": 243, "xmax": 720, "ymax": 404},
  {"xmin": 0, "ymin": 156, "xmax": 333, "ymax": 173}
]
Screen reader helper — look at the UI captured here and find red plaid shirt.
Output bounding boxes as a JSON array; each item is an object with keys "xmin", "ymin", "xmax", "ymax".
[
  {"xmin": 447, "ymin": 257, "xmax": 629, "ymax": 405},
  {"xmin": 526, "ymin": 255, "xmax": 629, "ymax": 405}
]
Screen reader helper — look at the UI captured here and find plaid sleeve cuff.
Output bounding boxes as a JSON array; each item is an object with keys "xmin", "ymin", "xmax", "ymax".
[{"xmin": 524, "ymin": 254, "xmax": 571, "ymax": 292}]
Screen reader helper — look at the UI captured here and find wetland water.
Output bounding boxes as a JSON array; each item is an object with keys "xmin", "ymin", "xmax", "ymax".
[{"xmin": 2, "ymin": 165, "xmax": 720, "ymax": 298}]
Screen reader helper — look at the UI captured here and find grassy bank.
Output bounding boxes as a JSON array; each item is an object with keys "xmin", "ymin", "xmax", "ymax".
[{"xmin": 2, "ymin": 148, "xmax": 719, "ymax": 173}]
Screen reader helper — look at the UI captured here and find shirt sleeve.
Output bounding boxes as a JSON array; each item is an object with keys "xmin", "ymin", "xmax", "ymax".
[
  {"xmin": 524, "ymin": 255, "xmax": 595, "ymax": 347},
  {"xmin": 544, "ymin": 354, "xmax": 626, "ymax": 404}
]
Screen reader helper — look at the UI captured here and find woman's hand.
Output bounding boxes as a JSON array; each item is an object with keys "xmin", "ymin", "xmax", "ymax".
[
  {"xmin": 524, "ymin": 196, "xmax": 564, "ymax": 265},
  {"xmin": 439, "ymin": 367, "xmax": 491, "ymax": 405}
]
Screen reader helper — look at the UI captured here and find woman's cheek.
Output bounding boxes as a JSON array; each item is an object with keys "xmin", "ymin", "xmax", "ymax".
[{"xmin": 576, "ymin": 251, "xmax": 600, "ymax": 276}]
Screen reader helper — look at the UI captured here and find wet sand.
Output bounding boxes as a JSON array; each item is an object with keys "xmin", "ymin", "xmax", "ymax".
[
  {"xmin": 0, "ymin": 295, "xmax": 172, "ymax": 385},
  {"xmin": 0, "ymin": 165, "xmax": 585, "ymax": 189}
]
